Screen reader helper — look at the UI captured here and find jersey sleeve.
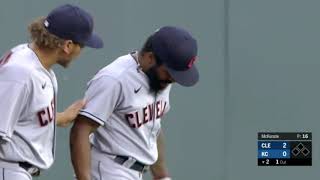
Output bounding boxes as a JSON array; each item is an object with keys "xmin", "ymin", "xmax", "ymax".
[
  {"xmin": 0, "ymin": 81, "xmax": 29, "ymax": 141},
  {"xmin": 79, "ymin": 75, "xmax": 122, "ymax": 126}
]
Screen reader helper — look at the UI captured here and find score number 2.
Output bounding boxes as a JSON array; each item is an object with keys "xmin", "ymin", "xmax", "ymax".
[{"xmin": 283, "ymin": 142, "xmax": 287, "ymax": 148}]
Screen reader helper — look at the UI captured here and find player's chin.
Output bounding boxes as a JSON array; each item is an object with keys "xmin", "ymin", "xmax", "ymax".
[{"xmin": 57, "ymin": 61, "xmax": 71, "ymax": 68}]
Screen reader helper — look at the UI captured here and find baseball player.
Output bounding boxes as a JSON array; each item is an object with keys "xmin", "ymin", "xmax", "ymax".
[
  {"xmin": 70, "ymin": 26, "xmax": 199, "ymax": 180},
  {"xmin": 0, "ymin": 4, "xmax": 103, "ymax": 180}
]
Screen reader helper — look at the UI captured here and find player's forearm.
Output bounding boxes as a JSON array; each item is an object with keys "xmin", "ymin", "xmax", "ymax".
[
  {"xmin": 56, "ymin": 112, "xmax": 68, "ymax": 127},
  {"xmin": 151, "ymin": 130, "xmax": 171, "ymax": 179},
  {"xmin": 57, "ymin": 99, "xmax": 86, "ymax": 127},
  {"xmin": 70, "ymin": 119, "xmax": 92, "ymax": 180}
]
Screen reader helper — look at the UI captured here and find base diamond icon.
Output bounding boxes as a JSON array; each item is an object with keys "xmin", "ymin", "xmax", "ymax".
[
  {"xmin": 301, "ymin": 148, "xmax": 310, "ymax": 156},
  {"xmin": 292, "ymin": 148, "xmax": 301, "ymax": 156}
]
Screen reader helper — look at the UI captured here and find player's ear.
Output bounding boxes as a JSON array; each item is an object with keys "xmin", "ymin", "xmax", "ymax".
[
  {"xmin": 140, "ymin": 52, "xmax": 157, "ymax": 70},
  {"xmin": 60, "ymin": 40, "xmax": 74, "ymax": 54}
]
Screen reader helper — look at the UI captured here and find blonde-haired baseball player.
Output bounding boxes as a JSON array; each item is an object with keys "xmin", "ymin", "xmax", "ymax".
[{"xmin": 0, "ymin": 4, "xmax": 103, "ymax": 180}]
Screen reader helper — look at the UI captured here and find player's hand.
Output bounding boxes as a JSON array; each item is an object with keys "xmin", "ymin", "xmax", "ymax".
[{"xmin": 57, "ymin": 99, "xmax": 86, "ymax": 127}]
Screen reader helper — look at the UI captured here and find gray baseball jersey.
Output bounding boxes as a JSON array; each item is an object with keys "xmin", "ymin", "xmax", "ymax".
[
  {"xmin": 80, "ymin": 52, "xmax": 171, "ymax": 165},
  {"xmin": 0, "ymin": 44, "xmax": 57, "ymax": 169}
]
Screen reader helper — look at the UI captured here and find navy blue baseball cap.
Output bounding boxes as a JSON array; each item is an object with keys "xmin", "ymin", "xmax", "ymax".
[
  {"xmin": 44, "ymin": 4, "xmax": 103, "ymax": 48},
  {"xmin": 151, "ymin": 26, "xmax": 199, "ymax": 86}
]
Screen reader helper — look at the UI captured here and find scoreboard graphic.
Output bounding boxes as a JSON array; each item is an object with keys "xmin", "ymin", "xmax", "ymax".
[{"xmin": 257, "ymin": 132, "xmax": 312, "ymax": 166}]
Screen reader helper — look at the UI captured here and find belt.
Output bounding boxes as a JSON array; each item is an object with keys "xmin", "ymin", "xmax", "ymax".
[
  {"xmin": 0, "ymin": 161, "xmax": 40, "ymax": 177},
  {"xmin": 114, "ymin": 155, "xmax": 149, "ymax": 173},
  {"xmin": 19, "ymin": 162, "xmax": 41, "ymax": 177}
]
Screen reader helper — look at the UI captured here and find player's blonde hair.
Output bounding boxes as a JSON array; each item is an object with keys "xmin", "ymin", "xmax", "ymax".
[{"xmin": 28, "ymin": 17, "xmax": 65, "ymax": 49}]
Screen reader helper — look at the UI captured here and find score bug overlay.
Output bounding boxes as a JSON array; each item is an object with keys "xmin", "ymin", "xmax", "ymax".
[{"xmin": 257, "ymin": 132, "xmax": 312, "ymax": 166}]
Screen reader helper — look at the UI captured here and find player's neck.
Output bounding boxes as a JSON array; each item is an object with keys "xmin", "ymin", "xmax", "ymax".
[{"xmin": 29, "ymin": 43, "xmax": 58, "ymax": 70}]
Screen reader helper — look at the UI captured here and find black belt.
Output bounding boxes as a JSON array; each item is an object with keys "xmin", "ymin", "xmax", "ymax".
[
  {"xmin": 114, "ymin": 155, "xmax": 149, "ymax": 173},
  {"xmin": 19, "ymin": 162, "xmax": 40, "ymax": 176}
]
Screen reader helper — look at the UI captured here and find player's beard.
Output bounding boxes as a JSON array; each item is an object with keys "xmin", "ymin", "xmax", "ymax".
[
  {"xmin": 57, "ymin": 58, "xmax": 72, "ymax": 68},
  {"xmin": 57, "ymin": 49, "xmax": 80, "ymax": 68},
  {"xmin": 145, "ymin": 65, "xmax": 171, "ymax": 93}
]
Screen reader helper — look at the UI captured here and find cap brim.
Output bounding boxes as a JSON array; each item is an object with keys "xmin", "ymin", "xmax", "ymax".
[
  {"xmin": 167, "ymin": 65, "xmax": 199, "ymax": 87},
  {"xmin": 83, "ymin": 32, "xmax": 104, "ymax": 48}
]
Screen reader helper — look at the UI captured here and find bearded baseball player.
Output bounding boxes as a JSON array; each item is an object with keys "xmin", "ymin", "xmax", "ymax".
[
  {"xmin": 70, "ymin": 26, "xmax": 199, "ymax": 180},
  {"xmin": 0, "ymin": 4, "xmax": 103, "ymax": 180}
]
